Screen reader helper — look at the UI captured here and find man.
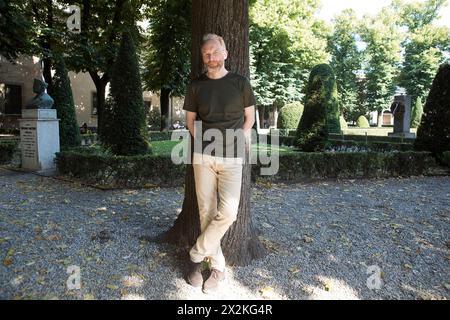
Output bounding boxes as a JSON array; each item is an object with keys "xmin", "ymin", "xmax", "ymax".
[{"xmin": 183, "ymin": 33, "xmax": 256, "ymax": 293}]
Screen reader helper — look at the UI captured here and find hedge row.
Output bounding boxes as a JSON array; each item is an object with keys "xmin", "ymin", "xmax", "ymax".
[
  {"xmin": 0, "ymin": 140, "xmax": 19, "ymax": 164},
  {"xmin": 56, "ymin": 150, "xmax": 436, "ymax": 188}
]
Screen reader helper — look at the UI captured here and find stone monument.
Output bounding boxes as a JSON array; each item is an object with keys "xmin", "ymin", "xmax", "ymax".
[
  {"xmin": 388, "ymin": 95, "xmax": 415, "ymax": 139},
  {"xmin": 19, "ymin": 79, "xmax": 60, "ymax": 173}
]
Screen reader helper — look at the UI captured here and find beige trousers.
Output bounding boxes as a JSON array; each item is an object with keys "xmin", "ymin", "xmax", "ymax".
[{"xmin": 190, "ymin": 153, "xmax": 243, "ymax": 272}]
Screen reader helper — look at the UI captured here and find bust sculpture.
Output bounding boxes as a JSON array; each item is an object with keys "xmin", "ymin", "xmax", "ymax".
[{"xmin": 24, "ymin": 79, "xmax": 54, "ymax": 109}]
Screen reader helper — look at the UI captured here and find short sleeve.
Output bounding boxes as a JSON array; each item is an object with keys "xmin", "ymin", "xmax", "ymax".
[
  {"xmin": 183, "ymin": 83, "xmax": 197, "ymax": 112},
  {"xmin": 243, "ymin": 78, "xmax": 256, "ymax": 108}
]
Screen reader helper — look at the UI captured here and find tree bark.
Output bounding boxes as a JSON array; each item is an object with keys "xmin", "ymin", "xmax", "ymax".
[
  {"xmin": 160, "ymin": 88, "xmax": 171, "ymax": 131},
  {"xmin": 163, "ymin": 0, "xmax": 265, "ymax": 266}
]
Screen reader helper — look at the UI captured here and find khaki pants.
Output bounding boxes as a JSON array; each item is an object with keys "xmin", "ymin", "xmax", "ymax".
[{"xmin": 190, "ymin": 153, "xmax": 243, "ymax": 272}]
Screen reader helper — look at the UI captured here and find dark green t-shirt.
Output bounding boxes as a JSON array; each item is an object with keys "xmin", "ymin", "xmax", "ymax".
[{"xmin": 183, "ymin": 72, "xmax": 256, "ymax": 158}]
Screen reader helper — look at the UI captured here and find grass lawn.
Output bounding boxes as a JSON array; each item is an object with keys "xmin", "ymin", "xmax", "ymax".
[{"xmin": 150, "ymin": 140, "xmax": 296, "ymax": 157}]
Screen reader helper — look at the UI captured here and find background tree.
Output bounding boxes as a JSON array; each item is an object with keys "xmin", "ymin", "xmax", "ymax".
[
  {"xmin": 105, "ymin": 31, "xmax": 149, "ymax": 156},
  {"xmin": 397, "ymin": 0, "xmax": 450, "ymax": 102},
  {"xmin": 296, "ymin": 64, "xmax": 341, "ymax": 151},
  {"xmin": 410, "ymin": 96, "xmax": 423, "ymax": 128},
  {"xmin": 66, "ymin": 0, "xmax": 143, "ymax": 139},
  {"xmin": 163, "ymin": 0, "xmax": 266, "ymax": 266},
  {"xmin": 49, "ymin": 56, "xmax": 81, "ymax": 149},
  {"xmin": 142, "ymin": 0, "xmax": 191, "ymax": 131},
  {"xmin": 414, "ymin": 63, "xmax": 450, "ymax": 156},
  {"xmin": 327, "ymin": 9, "xmax": 363, "ymax": 123},
  {"xmin": 0, "ymin": 0, "xmax": 32, "ymax": 61},
  {"xmin": 361, "ymin": 6, "xmax": 403, "ymax": 127},
  {"xmin": 249, "ymin": 0, "xmax": 329, "ymax": 98}
]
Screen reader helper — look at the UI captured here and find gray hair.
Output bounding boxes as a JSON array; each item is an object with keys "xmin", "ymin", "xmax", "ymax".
[{"xmin": 202, "ymin": 33, "xmax": 226, "ymax": 51}]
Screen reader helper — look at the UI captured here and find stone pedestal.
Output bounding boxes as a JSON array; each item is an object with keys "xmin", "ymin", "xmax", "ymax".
[
  {"xmin": 19, "ymin": 109, "xmax": 60, "ymax": 173},
  {"xmin": 388, "ymin": 95, "xmax": 416, "ymax": 139}
]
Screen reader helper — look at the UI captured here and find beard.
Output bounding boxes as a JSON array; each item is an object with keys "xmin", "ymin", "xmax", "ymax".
[{"xmin": 206, "ymin": 60, "xmax": 223, "ymax": 71}]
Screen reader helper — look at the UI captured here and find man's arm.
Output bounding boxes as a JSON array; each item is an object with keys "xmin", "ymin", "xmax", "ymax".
[
  {"xmin": 243, "ymin": 105, "xmax": 255, "ymax": 136},
  {"xmin": 186, "ymin": 111, "xmax": 197, "ymax": 137}
]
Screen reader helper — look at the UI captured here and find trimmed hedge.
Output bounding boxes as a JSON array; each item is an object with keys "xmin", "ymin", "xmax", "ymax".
[
  {"xmin": 441, "ymin": 151, "xmax": 450, "ymax": 168},
  {"xmin": 55, "ymin": 151, "xmax": 185, "ymax": 188},
  {"xmin": 253, "ymin": 151, "xmax": 436, "ymax": 182},
  {"xmin": 56, "ymin": 149, "xmax": 436, "ymax": 188},
  {"xmin": 0, "ymin": 140, "xmax": 18, "ymax": 164}
]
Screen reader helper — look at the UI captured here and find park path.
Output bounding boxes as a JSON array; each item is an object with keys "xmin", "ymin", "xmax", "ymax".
[{"xmin": 0, "ymin": 167, "xmax": 449, "ymax": 300}]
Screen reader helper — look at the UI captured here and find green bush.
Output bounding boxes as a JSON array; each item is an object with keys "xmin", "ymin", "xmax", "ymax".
[
  {"xmin": 410, "ymin": 96, "xmax": 423, "ymax": 128},
  {"xmin": 415, "ymin": 63, "xmax": 450, "ymax": 156},
  {"xmin": 278, "ymin": 102, "xmax": 304, "ymax": 129},
  {"xmin": 252, "ymin": 151, "xmax": 436, "ymax": 182},
  {"xmin": 147, "ymin": 108, "xmax": 161, "ymax": 131},
  {"xmin": 56, "ymin": 148, "xmax": 436, "ymax": 188},
  {"xmin": 55, "ymin": 150, "xmax": 184, "ymax": 188},
  {"xmin": 105, "ymin": 31, "xmax": 149, "ymax": 155},
  {"xmin": 49, "ymin": 56, "xmax": 81, "ymax": 149},
  {"xmin": 340, "ymin": 115, "xmax": 348, "ymax": 130},
  {"xmin": 0, "ymin": 140, "xmax": 18, "ymax": 164},
  {"xmin": 296, "ymin": 64, "xmax": 341, "ymax": 151},
  {"xmin": 440, "ymin": 151, "xmax": 450, "ymax": 167},
  {"xmin": 356, "ymin": 115, "xmax": 370, "ymax": 128}
]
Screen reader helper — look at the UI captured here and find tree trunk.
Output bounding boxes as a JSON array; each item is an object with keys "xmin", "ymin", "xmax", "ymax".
[
  {"xmin": 377, "ymin": 111, "xmax": 383, "ymax": 127},
  {"xmin": 89, "ymin": 72, "xmax": 108, "ymax": 138},
  {"xmin": 160, "ymin": 88, "xmax": 171, "ymax": 131},
  {"xmin": 163, "ymin": 0, "xmax": 265, "ymax": 266}
]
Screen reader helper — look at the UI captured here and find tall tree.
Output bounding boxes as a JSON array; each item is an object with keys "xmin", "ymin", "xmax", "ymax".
[
  {"xmin": 106, "ymin": 31, "xmax": 149, "ymax": 156},
  {"xmin": 163, "ymin": 0, "xmax": 266, "ymax": 266},
  {"xmin": 142, "ymin": 0, "xmax": 191, "ymax": 131},
  {"xmin": 0, "ymin": 0, "xmax": 32, "ymax": 61},
  {"xmin": 397, "ymin": 0, "xmax": 450, "ymax": 102},
  {"xmin": 250, "ymin": 0, "xmax": 329, "ymax": 95},
  {"xmin": 49, "ymin": 56, "xmax": 81, "ymax": 149},
  {"xmin": 361, "ymin": 7, "xmax": 403, "ymax": 126},
  {"xmin": 327, "ymin": 9, "xmax": 363, "ymax": 123},
  {"xmin": 66, "ymin": 0, "xmax": 143, "ymax": 139},
  {"xmin": 414, "ymin": 63, "xmax": 450, "ymax": 157}
]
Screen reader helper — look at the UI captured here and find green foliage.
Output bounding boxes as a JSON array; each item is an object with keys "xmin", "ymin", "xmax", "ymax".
[
  {"xmin": 356, "ymin": 115, "xmax": 370, "ymax": 128},
  {"xmin": 441, "ymin": 151, "xmax": 450, "ymax": 167},
  {"xmin": 49, "ymin": 56, "xmax": 81, "ymax": 149},
  {"xmin": 361, "ymin": 7, "xmax": 403, "ymax": 115},
  {"xmin": 328, "ymin": 9, "xmax": 363, "ymax": 121},
  {"xmin": 55, "ymin": 150, "xmax": 183, "ymax": 188},
  {"xmin": 147, "ymin": 108, "xmax": 161, "ymax": 131},
  {"xmin": 250, "ymin": 0, "xmax": 330, "ymax": 101},
  {"xmin": 415, "ymin": 63, "xmax": 450, "ymax": 156},
  {"xmin": 295, "ymin": 64, "xmax": 341, "ymax": 151},
  {"xmin": 105, "ymin": 31, "xmax": 150, "ymax": 156},
  {"xmin": 340, "ymin": 116, "xmax": 348, "ymax": 130},
  {"xmin": 278, "ymin": 102, "xmax": 304, "ymax": 129},
  {"xmin": 397, "ymin": 0, "xmax": 450, "ymax": 102},
  {"xmin": 56, "ymin": 148, "xmax": 435, "ymax": 187},
  {"xmin": 0, "ymin": 0, "xmax": 31, "ymax": 60},
  {"xmin": 141, "ymin": 0, "xmax": 191, "ymax": 97},
  {"xmin": 250, "ymin": 25, "xmax": 303, "ymax": 106},
  {"xmin": 410, "ymin": 96, "xmax": 423, "ymax": 128},
  {"xmin": 0, "ymin": 140, "xmax": 18, "ymax": 164},
  {"xmin": 252, "ymin": 151, "xmax": 435, "ymax": 181}
]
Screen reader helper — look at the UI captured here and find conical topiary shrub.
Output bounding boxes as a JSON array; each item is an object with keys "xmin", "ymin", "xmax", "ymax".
[
  {"xmin": 295, "ymin": 64, "xmax": 341, "ymax": 151},
  {"xmin": 105, "ymin": 30, "xmax": 149, "ymax": 156},
  {"xmin": 49, "ymin": 56, "xmax": 81, "ymax": 149},
  {"xmin": 415, "ymin": 63, "xmax": 450, "ymax": 156}
]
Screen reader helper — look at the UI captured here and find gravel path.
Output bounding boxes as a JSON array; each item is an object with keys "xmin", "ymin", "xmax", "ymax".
[{"xmin": 0, "ymin": 167, "xmax": 448, "ymax": 300}]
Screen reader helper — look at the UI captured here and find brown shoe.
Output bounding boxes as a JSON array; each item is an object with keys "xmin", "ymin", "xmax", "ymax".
[
  {"xmin": 202, "ymin": 268, "xmax": 225, "ymax": 294},
  {"xmin": 187, "ymin": 261, "xmax": 204, "ymax": 287}
]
